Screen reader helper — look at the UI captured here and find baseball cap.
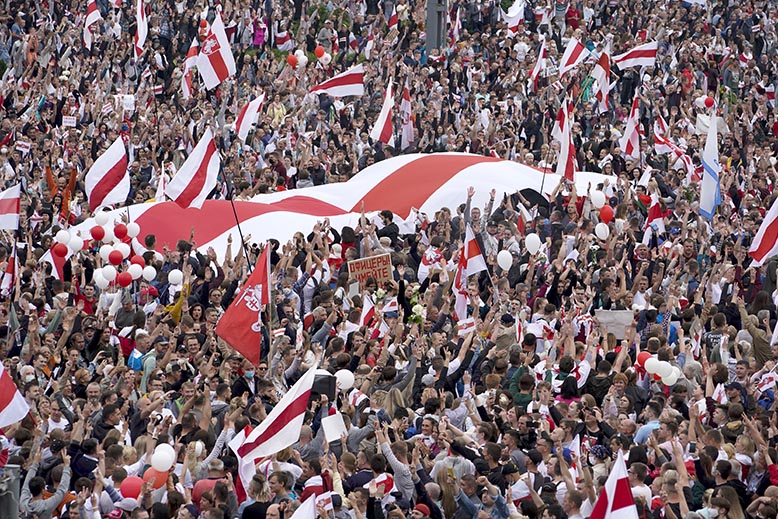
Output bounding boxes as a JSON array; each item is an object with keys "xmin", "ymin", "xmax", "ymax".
[
  {"xmin": 527, "ymin": 449, "xmax": 543, "ymax": 465},
  {"xmin": 502, "ymin": 462, "xmax": 519, "ymax": 475},
  {"xmin": 500, "ymin": 313, "xmax": 515, "ymax": 325},
  {"xmin": 725, "ymin": 382, "xmax": 744, "ymax": 391},
  {"xmin": 414, "ymin": 504, "xmax": 431, "ymax": 517},
  {"xmin": 116, "ymin": 498, "xmax": 139, "ymax": 512}
]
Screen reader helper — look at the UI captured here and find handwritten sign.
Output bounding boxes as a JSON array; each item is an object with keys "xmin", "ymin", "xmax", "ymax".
[
  {"xmin": 348, "ymin": 253, "xmax": 393, "ymax": 289},
  {"xmin": 595, "ymin": 310, "xmax": 635, "ymax": 340},
  {"xmin": 62, "ymin": 116, "xmax": 77, "ymax": 127}
]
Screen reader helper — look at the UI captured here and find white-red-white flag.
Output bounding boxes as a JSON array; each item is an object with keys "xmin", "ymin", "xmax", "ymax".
[
  {"xmin": 83, "ymin": 0, "xmax": 102, "ymax": 50},
  {"xmin": 197, "ymin": 13, "xmax": 237, "ymax": 90},
  {"xmin": 529, "ymin": 40, "xmax": 547, "ymax": 91},
  {"xmin": 134, "ymin": 0, "xmax": 147, "ymax": 59},
  {"xmin": 559, "ymin": 38, "xmax": 588, "ymax": 78},
  {"xmin": 0, "ymin": 363, "xmax": 29, "ymax": 429},
  {"xmin": 501, "ymin": 3, "xmax": 524, "ymax": 33},
  {"xmin": 181, "ymin": 38, "xmax": 199, "ymax": 100},
  {"xmin": 553, "ymin": 102, "xmax": 577, "ymax": 182},
  {"xmin": 619, "ymin": 95, "xmax": 641, "ymax": 159},
  {"xmin": 348, "ymin": 32, "xmax": 358, "ymax": 51},
  {"xmin": 40, "ymin": 247, "xmax": 71, "ymax": 280},
  {"xmin": 750, "ymin": 195, "xmax": 778, "ymax": 266},
  {"xmin": 310, "ymin": 64, "xmax": 365, "ymax": 98},
  {"xmin": 360, "ymin": 293, "xmax": 375, "ymax": 327},
  {"xmin": 370, "ymin": 82, "xmax": 394, "ymax": 145},
  {"xmin": 236, "ymin": 367, "xmax": 316, "ymax": 460},
  {"xmin": 275, "ymin": 30, "xmax": 294, "ymax": 51},
  {"xmin": 457, "ymin": 318, "xmax": 476, "ymax": 336},
  {"xmin": 400, "ymin": 77, "xmax": 414, "ymax": 150},
  {"xmin": 364, "ymin": 34, "xmax": 374, "ymax": 59},
  {"xmin": 235, "ymin": 94, "xmax": 266, "ymax": 142},
  {"xmin": 613, "ymin": 41, "xmax": 657, "ymax": 70},
  {"xmin": 463, "ymin": 224, "xmax": 487, "ymax": 276},
  {"xmin": 589, "ymin": 450, "xmax": 638, "ymax": 519},
  {"xmin": 165, "ymin": 128, "xmax": 220, "ymax": 209},
  {"xmin": 229, "ymin": 424, "xmax": 257, "ymax": 503},
  {"xmin": 0, "ymin": 243, "xmax": 17, "ymax": 296},
  {"xmin": 591, "ymin": 43, "xmax": 611, "ymax": 113},
  {"xmin": 85, "ymin": 137, "xmax": 129, "ymax": 211},
  {"xmin": 387, "ymin": 6, "xmax": 398, "ymax": 30},
  {"xmin": 0, "ymin": 184, "xmax": 20, "ymax": 230}
]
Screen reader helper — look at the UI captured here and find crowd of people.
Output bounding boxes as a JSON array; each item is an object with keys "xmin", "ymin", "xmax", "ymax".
[{"xmin": 2, "ymin": 0, "xmax": 778, "ymax": 519}]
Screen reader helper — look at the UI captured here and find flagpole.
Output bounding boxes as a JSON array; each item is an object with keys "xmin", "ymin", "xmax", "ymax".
[{"xmin": 226, "ymin": 174, "xmax": 254, "ymax": 273}]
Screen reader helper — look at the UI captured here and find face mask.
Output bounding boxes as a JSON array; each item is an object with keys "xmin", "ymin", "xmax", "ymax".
[
  {"xmin": 708, "ymin": 509, "xmax": 719, "ymax": 518},
  {"xmin": 24, "ymin": 374, "xmax": 34, "ymax": 383},
  {"xmin": 245, "ymin": 371, "xmax": 255, "ymax": 379}
]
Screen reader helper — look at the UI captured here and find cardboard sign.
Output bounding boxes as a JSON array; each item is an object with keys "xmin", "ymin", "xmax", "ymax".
[
  {"xmin": 347, "ymin": 253, "xmax": 393, "ymax": 289},
  {"xmin": 321, "ymin": 413, "xmax": 347, "ymax": 443},
  {"xmin": 595, "ymin": 310, "xmax": 635, "ymax": 340},
  {"xmin": 62, "ymin": 115, "xmax": 77, "ymax": 127},
  {"xmin": 122, "ymin": 94, "xmax": 136, "ymax": 112}
]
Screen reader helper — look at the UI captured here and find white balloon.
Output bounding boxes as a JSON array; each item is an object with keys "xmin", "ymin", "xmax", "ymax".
[
  {"xmin": 94, "ymin": 270, "xmax": 110, "ymax": 289},
  {"xmin": 656, "ymin": 361, "xmax": 673, "ymax": 378},
  {"xmin": 525, "ymin": 233, "xmax": 541, "ymax": 255},
  {"xmin": 320, "ymin": 52, "xmax": 332, "ymax": 65},
  {"xmin": 151, "ymin": 444, "xmax": 176, "ymax": 472},
  {"xmin": 671, "ymin": 366, "xmax": 682, "ymax": 379},
  {"xmin": 128, "ymin": 264, "xmax": 143, "ymax": 280},
  {"xmin": 497, "ymin": 250, "xmax": 513, "ymax": 270},
  {"xmin": 335, "ymin": 369, "xmax": 355, "ymax": 391},
  {"xmin": 594, "ymin": 223, "xmax": 610, "ymax": 240},
  {"xmin": 68, "ymin": 234, "xmax": 84, "ymax": 252},
  {"xmin": 644, "ymin": 357, "xmax": 660, "ymax": 374},
  {"xmin": 99, "ymin": 244, "xmax": 113, "ymax": 262},
  {"xmin": 590, "ymin": 191, "xmax": 606, "ymax": 209},
  {"xmin": 694, "ymin": 95, "xmax": 707, "ymax": 109},
  {"xmin": 116, "ymin": 243, "xmax": 131, "ymax": 258},
  {"xmin": 142, "ymin": 265, "xmax": 157, "ymax": 282},
  {"xmin": 102, "ymin": 226, "xmax": 114, "ymax": 243},
  {"xmin": 662, "ymin": 372, "xmax": 679, "ymax": 386},
  {"xmin": 126, "ymin": 222, "xmax": 141, "ymax": 238},
  {"xmin": 297, "ymin": 54, "xmax": 308, "ymax": 68},
  {"xmin": 295, "ymin": 49, "xmax": 305, "ymax": 58},
  {"xmin": 102, "ymin": 265, "xmax": 117, "ymax": 281},
  {"xmin": 94, "ymin": 211, "xmax": 110, "ymax": 226},
  {"xmin": 55, "ymin": 230, "xmax": 70, "ymax": 244},
  {"xmin": 168, "ymin": 269, "xmax": 183, "ymax": 285}
]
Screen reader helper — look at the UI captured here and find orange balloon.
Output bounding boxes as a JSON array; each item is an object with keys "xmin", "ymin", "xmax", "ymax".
[{"xmin": 143, "ymin": 468, "xmax": 167, "ymax": 489}]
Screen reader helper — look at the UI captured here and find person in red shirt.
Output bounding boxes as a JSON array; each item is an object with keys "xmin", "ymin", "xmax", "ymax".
[
  {"xmin": 191, "ymin": 459, "xmax": 228, "ymax": 509},
  {"xmin": 565, "ymin": 5, "xmax": 581, "ymax": 29}
]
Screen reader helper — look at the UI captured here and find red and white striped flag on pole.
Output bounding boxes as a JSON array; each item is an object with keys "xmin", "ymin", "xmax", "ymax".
[
  {"xmin": 457, "ymin": 317, "xmax": 476, "ymax": 336},
  {"xmin": 552, "ymin": 102, "xmax": 577, "ymax": 182},
  {"xmin": 589, "ymin": 450, "xmax": 638, "ymax": 519},
  {"xmin": 613, "ymin": 41, "xmax": 657, "ymax": 69},
  {"xmin": 387, "ymin": 6, "xmax": 398, "ymax": 30},
  {"xmin": 235, "ymin": 93, "xmax": 266, "ymax": 142},
  {"xmin": 181, "ymin": 38, "xmax": 199, "ymax": 100},
  {"xmin": 360, "ymin": 293, "xmax": 375, "ymax": 327},
  {"xmin": 400, "ymin": 77, "xmax": 414, "ymax": 150},
  {"xmin": 0, "ymin": 184, "xmax": 20, "ymax": 230},
  {"xmin": 229, "ymin": 424, "xmax": 256, "ymax": 504},
  {"xmin": 237, "ymin": 367, "xmax": 316, "ymax": 459},
  {"xmin": 619, "ymin": 95, "xmax": 641, "ymax": 159},
  {"xmin": 364, "ymin": 34, "xmax": 374, "ymax": 60},
  {"xmin": 559, "ymin": 37, "xmax": 588, "ymax": 78},
  {"xmin": 369, "ymin": 82, "xmax": 395, "ymax": 145},
  {"xmin": 165, "ymin": 128, "xmax": 220, "ymax": 209},
  {"xmin": 0, "ymin": 243, "xmax": 17, "ymax": 296},
  {"xmin": 83, "ymin": 0, "xmax": 102, "ymax": 50},
  {"xmin": 85, "ymin": 137, "xmax": 129, "ymax": 211},
  {"xmin": 529, "ymin": 40, "xmax": 547, "ymax": 92},
  {"xmin": 591, "ymin": 41, "xmax": 611, "ymax": 113},
  {"xmin": 275, "ymin": 30, "xmax": 294, "ymax": 51},
  {"xmin": 0, "ymin": 363, "xmax": 30, "ymax": 429},
  {"xmin": 750, "ymin": 195, "xmax": 778, "ymax": 266},
  {"xmin": 197, "ymin": 13, "xmax": 237, "ymax": 90},
  {"xmin": 310, "ymin": 64, "xmax": 365, "ymax": 98},
  {"xmin": 134, "ymin": 0, "xmax": 147, "ymax": 59},
  {"xmin": 453, "ymin": 224, "xmax": 487, "ymax": 320}
]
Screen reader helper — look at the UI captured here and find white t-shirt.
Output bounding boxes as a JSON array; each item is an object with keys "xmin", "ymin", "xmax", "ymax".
[{"xmin": 632, "ymin": 484, "xmax": 652, "ymax": 504}]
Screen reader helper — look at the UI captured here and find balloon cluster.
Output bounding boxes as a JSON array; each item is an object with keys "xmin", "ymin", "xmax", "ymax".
[
  {"xmin": 287, "ymin": 49, "xmax": 310, "ymax": 70},
  {"xmin": 73, "ymin": 211, "xmax": 158, "ymax": 289},
  {"xmin": 314, "ymin": 45, "xmax": 332, "ymax": 65},
  {"xmin": 637, "ymin": 352, "xmax": 682, "ymax": 386}
]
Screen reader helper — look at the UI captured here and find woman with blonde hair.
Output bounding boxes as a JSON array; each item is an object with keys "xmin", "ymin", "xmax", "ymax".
[{"xmin": 435, "ymin": 471, "xmax": 458, "ymax": 519}]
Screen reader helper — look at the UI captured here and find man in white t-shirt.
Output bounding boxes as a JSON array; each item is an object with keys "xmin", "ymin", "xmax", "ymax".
[{"xmin": 629, "ymin": 462, "xmax": 652, "ymax": 505}]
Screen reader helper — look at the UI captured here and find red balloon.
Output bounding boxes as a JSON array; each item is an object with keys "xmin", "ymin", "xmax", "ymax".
[
  {"xmin": 653, "ymin": 374, "xmax": 662, "ymax": 382},
  {"xmin": 314, "ymin": 46, "xmax": 325, "ymax": 58},
  {"xmin": 287, "ymin": 54, "xmax": 298, "ymax": 68},
  {"xmin": 599, "ymin": 205, "xmax": 614, "ymax": 224},
  {"xmin": 90, "ymin": 225, "xmax": 105, "ymax": 241},
  {"xmin": 637, "ymin": 351, "xmax": 652, "ymax": 367},
  {"xmin": 704, "ymin": 96, "xmax": 715, "ymax": 108},
  {"xmin": 199, "ymin": 19, "xmax": 207, "ymax": 28},
  {"xmin": 130, "ymin": 255, "xmax": 145, "ymax": 267},
  {"xmin": 52, "ymin": 243, "xmax": 68, "ymax": 257},
  {"xmin": 109, "ymin": 250, "xmax": 124, "ymax": 266},
  {"xmin": 143, "ymin": 468, "xmax": 167, "ymax": 489},
  {"xmin": 114, "ymin": 223, "xmax": 128, "ymax": 240},
  {"xmin": 120, "ymin": 476, "xmax": 144, "ymax": 499},
  {"xmin": 117, "ymin": 271, "xmax": 133, "ymax": 287}
]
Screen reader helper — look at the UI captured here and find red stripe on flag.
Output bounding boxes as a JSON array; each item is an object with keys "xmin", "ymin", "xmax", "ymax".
[
  {"xmin": 611, "ymin": 477, "xmax": 635, "ymax": 511},
  {"xmin": 0, "ymin": 197, "xmax": 19, "ymax": 216},
  {"xmin": 751, "ymin": 216, "xmax": 778, "ymax": 261},
  {"xmin": 0, "ymin": 368, "xmax": 21, "ymax": 416},
  {"xmin": 311, "ymin": 74, "xmax": 364, "ymax": 92},
  {"xmin": 175, "ymin": 138, "xmax": 218, "ymax": 207},
  {"xmin": 236, "ymin": 390, "xmax": 311, "ymax": 457},
  {"xmin": 89, "ymin": 155, "xmax": 128, "ymax": 211}
]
